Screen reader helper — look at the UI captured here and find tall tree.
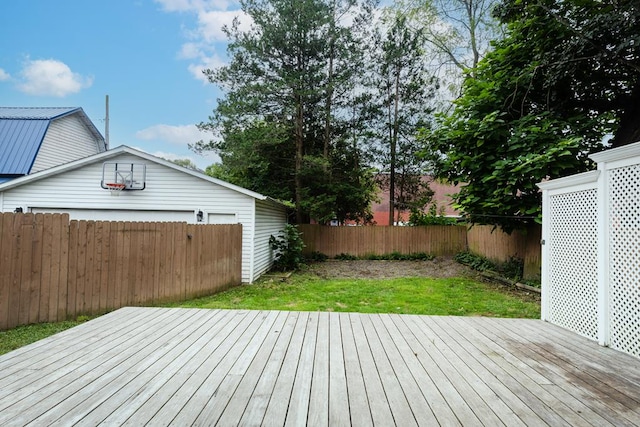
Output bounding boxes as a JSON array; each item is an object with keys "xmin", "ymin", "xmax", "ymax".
[
  {"xmin": 424, "ymin": 0, "xmax": 640, "ymax": 232},
  {"xmin": 194, "ymin": 0, "xmax": 378, "ymax": 224},
  {"xmin": 397, "ymin": 0, "xmax": 501, "ymax": 98},
  {"xmin": 372, "ymin": 11, "xmax": 438, "ymax": 225}
]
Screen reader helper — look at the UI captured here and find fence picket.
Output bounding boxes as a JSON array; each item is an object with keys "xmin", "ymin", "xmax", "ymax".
[
  {"xmin": 17, "ymin": 214, "xmax": 33, "ymax": 326},
  {"xmin": 0, "ymin": 214, "xmax": 11, "ymax": 329},
  {"xmin": 29, "ymin": 214, "xmax": 44, "ymax": 325},
  {"xmin": 57, "ymin": 215, "xmax": 70, "ymax": 322},
  {"xmin": 0, "ymin": 213, "xmax": 242, "ymax": 330}
]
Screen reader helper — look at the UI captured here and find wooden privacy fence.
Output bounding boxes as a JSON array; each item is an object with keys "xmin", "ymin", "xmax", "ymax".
[
  {"xmin": 299, "ymin": 224, "xmax": 541, "ymax": 279},
  {"xmin": 467, "ymin": 224, "xmax": 541, "ymax": 280},
  {"xmin": 0, "ymin": 213, "xmax": 242, "ymax": 330},
  {"xmin": 298, "ymin": 225, "xmax": 468, "ymax": 257}
]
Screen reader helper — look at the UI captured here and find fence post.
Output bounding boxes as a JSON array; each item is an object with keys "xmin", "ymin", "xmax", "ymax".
[
  {"xmin": 540, "ymin": 189, "xmax": 550, "ymax": 322},
  {"xmin": 596, "ymin": 162, "xmax": 609, "ymax": 347}
]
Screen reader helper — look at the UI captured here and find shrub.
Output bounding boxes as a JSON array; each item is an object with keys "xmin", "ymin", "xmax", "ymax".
[
  {"xmin": 500, "ymin": 256, "xmax": 524, "ymax": 281},
  {"xmin": 344, "ymin": 252, "xmax": 434, "ymax": 261},
  {"xmin": 406, "ymin": 252, "xmax": 434, "ymax": 261},
  {"xmin": 455, "ymin": 251, "xmax": 496, "ymax": 272},
  {"xmin": 269, "ymin": 224, "xmax": 305, "ymax": 271},
  {"xmin": 306, "ymin": 251, "xmax": 329, "ymax": 262},
  {"xmin": 409, "ymin": 203, "xmax": 459, "ymax": 226},
  {"xmin": 455, "ymin": 251, "xmax": 524, "ymax": 281},
  {"xmin": 335, "ymin": 253, "xmax": 358, "ymax": 260}
]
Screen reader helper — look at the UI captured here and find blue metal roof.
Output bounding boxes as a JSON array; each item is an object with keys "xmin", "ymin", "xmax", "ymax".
[
  {"xmin": 0, "ymin": 107, "xmax": 106, "ymax": 179},
  {"xmin": 0, "ymin": 119, "xmax": 49, "ymax": 175},
  {"xmin": 0, "ymin": 107, "xmax": 79, "ymax": 119}
]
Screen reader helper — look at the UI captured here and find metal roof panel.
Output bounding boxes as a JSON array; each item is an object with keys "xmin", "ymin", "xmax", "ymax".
[
  {"xmin": 0, "ymin": 119, "xmax": 48, "ymax": 174},
  {"xmin": 0, "ymin": 107, "xmax": 78, "ymax": 119}
]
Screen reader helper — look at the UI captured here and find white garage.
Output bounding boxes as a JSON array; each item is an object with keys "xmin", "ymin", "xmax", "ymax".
[{"xmin": 0, "ymin": 145, "xmax": 289, "ymax": 283}]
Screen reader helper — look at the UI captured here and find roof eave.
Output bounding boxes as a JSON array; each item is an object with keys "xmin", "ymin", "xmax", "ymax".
[{"xmin": 0, "ymin": 146, "xmax": 287, "ymax": 207}]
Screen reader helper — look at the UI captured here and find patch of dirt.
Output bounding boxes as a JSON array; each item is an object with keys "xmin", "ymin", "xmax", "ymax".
[
  {"xmin": 304, "ymin": 257, "xmax": 541, "ymax": 304},
  {"xmin": 306, "ymin": 257, "xmax": 472, "ymax": 279}
]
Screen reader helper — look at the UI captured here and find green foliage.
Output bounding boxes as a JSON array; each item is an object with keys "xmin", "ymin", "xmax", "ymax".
[
  {"xmin": 494, "ymin": 0, "xmax": 640, "ymax": 147},
  {"xmin": 363, "ymin": 252, "xmax": 435, "ymax": 261},
  {"xmin": 409, "ymin": 203, "xmax": 459, "ymax": 226},
  {"xmin": 455, "ymin": 251, "xmax": 496, "ymax": 272},
  {"xmin": 422, "ymin": 0, "xmax": 640, "ymax": 232},
  {"xmin": 335, "ymin": 252, "xmax": 435, "ymax": 261},
  {"xmin": 0, "ymin": 317, "xmax": 92, "ymax": 356},
  {"xmin": 203, "ymin": 121, "xmax": 294, "ymax": 202},
  {"xmin": 501, "ymin": 256, "xmax": 524, "ymax": 282},
  {"xmin": 371, "ymin": 10, "xmax": 438, "ymax": 223},
  {"xmin": 335, "ymin": 253, "xmax": 358, "ymax": 260},
  {"xmin": 168, "ymin": 158, "xmax": 201, "ymax": 171},
  {"xmin": 195, "ymin": 0, "xmax": 380, "ymax": 224},
  {"xmin": 269, "ymin": 224, "xmax": 306, "ymax": 271},
  {"xmin": 455, "ymin": 251, "xmax": 524, "ymax": 281},
  {"xmin": 306, "ymin": 251, "xmax": 329, "ymax": 262}
]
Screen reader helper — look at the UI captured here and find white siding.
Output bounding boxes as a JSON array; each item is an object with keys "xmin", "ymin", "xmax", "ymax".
[
  {"xmin": 1, "ymin": 153, "xmax": 257, "ymax": 282},
  {"xmin": 31, "ymin": 115, "xmax": 103, "ymax": 173},
  {"xmin": 252, "ymin": 199, "xmax": 288, "ymax": 281}
]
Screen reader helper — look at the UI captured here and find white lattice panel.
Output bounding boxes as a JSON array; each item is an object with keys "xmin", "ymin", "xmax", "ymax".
[
  {"xmin": 608, "ymin": 165, "xmax": 640, "ymax": 358},
  {"xmin": 548, "ymin": 189, "xmax": 599, "ymax": 340}
]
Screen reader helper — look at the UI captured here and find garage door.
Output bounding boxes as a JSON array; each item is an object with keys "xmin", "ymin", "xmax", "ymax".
[{"xmin": 30, "ymin": 208, "xmax": 195, "ymax": 223}]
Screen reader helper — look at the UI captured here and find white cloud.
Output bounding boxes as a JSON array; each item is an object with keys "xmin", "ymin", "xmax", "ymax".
[
  {"xmin": 158, "ymin": 0, "xmax": 251, "ymax": 82},
  {"xmin": 17, "ymin": 59, "xmax": 93, "ymax": 97},
  {"xmin": 187, "ymin": 55, "xmax": 226, "ymax": 82},
  {"xmin": 135, "ymin": 124, "xmax": 221, "ymax": 167},
  {"xmin": 177, "ymin": 42, "xmax": 225, "ymax": 82},
  {"xmin": 135, "ymin": 123, "xmax": 210, "ymax": 145},
  {"xmin": 0, "ymin": 68, "xmax": 10, "ymax": 81},
  {"xmin": 178, "ymin": 42, "xmax": 202, "ymax": 59},
  {"xmin": 155, "ymin": 0, "xmax": 235, "ymax": 13},
  {"xmin": 180, "ymin": 9, "xmax": 251, "ymax": 82},
  {"xmin": 197, "ymin": 9, "xmax": 250, "ymax": 42}
]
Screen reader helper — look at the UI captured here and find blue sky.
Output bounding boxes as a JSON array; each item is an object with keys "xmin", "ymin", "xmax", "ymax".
[{"xmin": 0, "ymin": 0, "xmax": 252, "ymax": 169}]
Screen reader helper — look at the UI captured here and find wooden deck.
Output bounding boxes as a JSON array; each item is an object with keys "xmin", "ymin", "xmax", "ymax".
[{"xmin": 1, "ymin": 308, "xmax": 639, "ymax": 426}]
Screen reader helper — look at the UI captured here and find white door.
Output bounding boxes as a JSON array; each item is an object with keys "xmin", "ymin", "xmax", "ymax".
[{"xmin": 207, "ymin": 213, "xmax": 237, "ymax": 224}]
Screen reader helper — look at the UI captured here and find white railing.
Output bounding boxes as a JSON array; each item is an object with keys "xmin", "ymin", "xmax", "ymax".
[{"xmin": 539, "ymin": 141, "xmax": 640, "ymax": 359}]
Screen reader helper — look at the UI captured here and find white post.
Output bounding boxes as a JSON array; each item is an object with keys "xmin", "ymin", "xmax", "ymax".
[
  {"xmin": 596, "ymin": 161, "xmax": 609, "ymax": 347},
  {"xmin": 540, "ymin": 188, "xmax": 550, "ymax": 322}
]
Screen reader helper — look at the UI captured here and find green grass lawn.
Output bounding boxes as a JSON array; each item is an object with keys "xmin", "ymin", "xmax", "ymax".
[
  {"xmin": 0, "ymin": 273, "xmax": 540, "ymax": 356},
  {"xmin": 166, "ymin": 274, "xmax": 540, "ymax": 318},
  {"xmin": 0, "ymin": 319, "xmax": 89, "ymax": 356}
]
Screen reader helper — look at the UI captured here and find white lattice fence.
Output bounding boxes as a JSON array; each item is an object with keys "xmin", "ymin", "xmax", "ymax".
[
  {"xmin": 540, "ymin": 142, "xmax": 640, "ymax": 360},
  {"xmin": 547, "ymin": 189, "xmax": 599, "ymax": 340},
  {"xmin": 608, "ymin": 164, "xmax": 640, "ymax": 357}
]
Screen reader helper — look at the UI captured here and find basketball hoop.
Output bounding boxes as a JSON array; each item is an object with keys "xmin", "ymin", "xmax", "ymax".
[{"xmin": 105, "ymin": 182, "xmax": 126, "ymax": 196}]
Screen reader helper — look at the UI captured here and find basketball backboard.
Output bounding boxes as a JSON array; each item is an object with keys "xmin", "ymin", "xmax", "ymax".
[{"xmin": 101, "ymin": 162, "xmax": 146, "ymax": 190}]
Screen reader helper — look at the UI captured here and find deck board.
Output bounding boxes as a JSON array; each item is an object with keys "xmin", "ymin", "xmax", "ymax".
[
  {"xmin": 339, "ymin": 312, "xmax": 373, "ymax": 427},
  {"xmin": 1, "ymin": 308, "xmax": 640, "ymax": 426},
  {"xmin": 483, "ymin": 317, "xmax": 640, "ymax": 426}
]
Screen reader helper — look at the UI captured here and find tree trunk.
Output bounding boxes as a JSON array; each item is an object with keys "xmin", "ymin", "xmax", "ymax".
[
  {"xmin": 295, "ymin": 94, "xmax": 305, "ymax": 223},
  {"xmin": 324, "ymin": 2, "xmax": 335, "ymax": 164},
  {"xmin": 388, "ymin": 66, "xmax": 401, "ymax": 226}
]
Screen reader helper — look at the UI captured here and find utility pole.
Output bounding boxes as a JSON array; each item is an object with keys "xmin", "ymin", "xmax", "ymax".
[{"xmin": 105, "ymin": 95, "xmax": 110, "ymax": 149}]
